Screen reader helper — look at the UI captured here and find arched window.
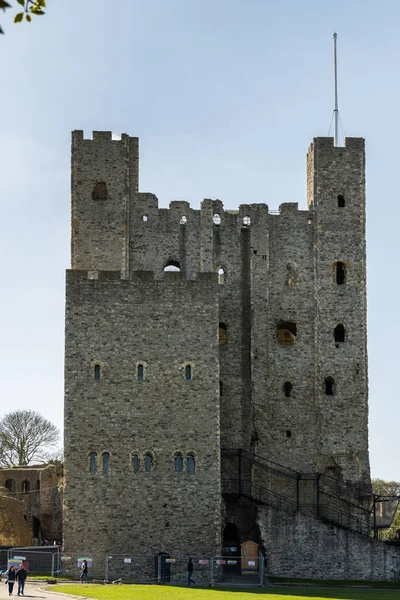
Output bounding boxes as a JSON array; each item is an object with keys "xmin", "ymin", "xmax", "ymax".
[
  {"xmin": 334, "ymin": 324, "xmax": 346, "ymax": 344},
  {"xmin": 5, "ymin": 479, "xmax": 15, "ymax": 494},
  {"xmin": 92, "ymin": 181, "xmax": 108, "ymax": 201},
  {"xmin": 22, "ymin": 480, "xmax": 30, "ymax": 494},
  {"xmin": 145, "ymin": 453, "xmax": 153, "ymax": 472},
  {"xmin": 185, "ymin": 365, "xmax": 192, "ymax": 381},
  {"xmin": 102, "ymin": 452, "xmax": 110, "ymax": 472},
  {"xmin": 89, "ymin": 452, "xmax": 97, "ymax": 472},
  {"xmin": 213, "ymin": 214, "xmax": 221, "ymax": 225},
  {"xmin": 337, "ymin": 194, "xmax": 345, "ymax": 207},
  {"xmin": 94, "ymin": 364, "xmax": 101, "ymax": 381},
  {"xmin": 137, "ymin": 364, "xmax": 144, "ymax": 381},
  {"xmin": 325, "ymin": 377, "xmax": 334, "ymax": 396},
  {"xmin": 335, "ymin": 262, "xmax": 347, "ymax": 285},
  {"xmin": 164, "ymin": 260, "xmax": 181, "ymax": 272},
  {"xmin": 277, "ymin": 321, "xmax": 297, "ymax": 346},
  {"xmin": 283, "ymin": 381, "xmax": 293, "ymax": 397},
  {"xmin": 187, "ymin": 453, "xmax": 195, "ymax": 473},
  {"xmin": 174, "ymin": 453, "xmax": 183, "ymax": 472},
  {"xmin": 219, "ymin": 322, "xmax": 227, "ymax": 345},
  {"xmin": 132, "ymin": 454, "xmax": 140, "ymax": 473},
  {"xmin": 218, "ymin": 267, "xmax": 225, "ymax": 285}
]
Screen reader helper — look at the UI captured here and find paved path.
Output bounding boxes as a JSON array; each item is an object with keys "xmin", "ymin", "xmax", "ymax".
[{"xmin": 0, "ymin": 582, "xmax": 80, "ymax": 600}]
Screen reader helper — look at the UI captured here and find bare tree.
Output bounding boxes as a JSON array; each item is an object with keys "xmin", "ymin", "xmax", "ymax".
[{"xmin": 0, "ymin": 409, "xmax": 60, "ymax": 466}]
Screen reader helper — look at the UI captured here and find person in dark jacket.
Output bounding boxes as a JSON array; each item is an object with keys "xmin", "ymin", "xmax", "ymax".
[
  {"xmin": 80, "ymin": 559, "xmax": 89, "ymax": 584},
  {"xmin": 6, "ymin": 565, "xmax": 16, "ymax": 596},
  {"xmin": 16, "ymin": 566, "xmax": 27, "ymax": 596},
  {"xmin": 187, "ymin": 558, "xmax": 195, "ymax": 586}
]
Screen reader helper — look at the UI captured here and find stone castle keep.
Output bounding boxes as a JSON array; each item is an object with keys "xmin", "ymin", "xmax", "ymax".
[{"xmin": 64, "ymin": 131, "xmax": 400, "ymax": 580}]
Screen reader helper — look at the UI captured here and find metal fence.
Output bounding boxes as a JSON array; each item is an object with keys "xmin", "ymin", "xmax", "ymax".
[{"xmin": 0, "ymin": 547, "xmax": 61, "ymax": 577}]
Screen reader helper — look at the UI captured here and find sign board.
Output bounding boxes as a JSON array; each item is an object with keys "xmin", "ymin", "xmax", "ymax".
[
  {"xmin": 61, "ymin": 556, "xmax": 72, "ymax": 561},
  {"xmin": 124, "ymin": 558, "xmax": 132, "ymax": 564},
  {"xmin": 248, "ymin": 560, "xmax": 256, "ymax": 566},
  {"xmin": 8, "ymin": 559, "xmax": 22, "ymax": 568},
  {"xmin": 165, "ymin": 558, "xmax": 176, "ymax": 563},
  {"xmin": 78, "ymin": 556, "xmax": 93, "ymax": 567},
  {"xmin": 13, "ymin": 556, "xmax": 26, "ymax": 560},
  {"xmin": 216, "ymin": 560, "xmax": 226, "ymax": 565},
  {"xmin": 199, "ymin": 559, "xmax": 209, "ymax": 565},
  {"xmin": 227, "ymin": 560, "xmax": 237, "ymax": 565}
]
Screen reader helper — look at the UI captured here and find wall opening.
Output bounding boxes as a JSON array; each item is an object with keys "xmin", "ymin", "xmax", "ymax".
[
  {"xmin": 218, "ymin": 267, "xmax": 225, "ymax": 285},
  {"xmin": 185, "ymin": 365, "xmax": 192, "ymax": 381},
  {"xmin": 32, "ymin": 516, "xmax": 40, "ymax": 538},
  {"xmin": 334, "ymin": 324, "xmax": 346, "ymax": 344},
  {"xmin": 242, "ymin": 216, "xmax": 251, "ymax": 226},
  {"xmin": 89, "ymin": 452, "xmax": 97, "ymax": 472},
  {"xmin": 220, "ymin": 380, "xmax": 223, "ymax": 396},
  {"xmin": 286, "ymin": 263, "xmax": 297, "ymax": 286},
  {"xmin": 5, "ymin": 479, "xmax": 15, "ymax": 494},
  {"xmin": 219, "ymin": 322, "xmax": 227, "ymax": 345},
  {"xmin": 102, "ymin": 452, "xmax": 110, "ymax": 472},
  {"xmin": 187, "ymin": 453, "xmax": 195, "ymax": 472},
  {"xmin": 325, "ymin": 377, "xmax": 335, "ymax": 396},
  {"xmin": 137, "ymin": 364, "xmax": 144, "ymax": 381},
  {"xmin": 92, "ymin": 181, "xmax": 108, "ymax": 201},
  {"xmin": 94, "ymin": 364, "xmax": 101, "ymax": 381},
  {"xmin": 223, "ymin": 523, "xmax": 240, "ymax": 555},
  {"xmin": 164, "ymin": 260, "xmax": 181, "ymax": 272},
  {"xmin": 180, "ymin": 216, "xmax": 187, "ymax": 224},
  {"xmin": 142, "ymin": 215, "xmax": 148, "ymax": 222},
  {"xmin": 22, "ymin": 480, "xmax": 30, "ymax": 494},
  {"xmin": 335, "ymin": 261, "xmax": 347, "ymax": 285},
  {"xmin": 213, "ymin": 214, "xmax": 221, "ymax": 225},
  {"xmin": 337, "ymin": 194, "xmax": 345, "ymax": 207},
  {"xmin": 286, "ymin": 430, "xmax": 292, "ymax": 438},
  {"xmin": 132, "ymin": 454, "xmax": 140, "ymax": 473},
  {"xmin": 145, "ymin": 453, "xmax": 153, "ymax": 472},
  {"xmin": 174, "ymin": 453, "xmax": 183, "ymax": 472},
  {"xmin": 277, "ymin": 321, "xmax": 297, "ymax": 346},
  {"xmin": 36, "ymin": 479, "xmax": 40, "ymax": 492},
  {"xmin": 283, "ymin": 381, "xmax": 293, "ymax": 397}
]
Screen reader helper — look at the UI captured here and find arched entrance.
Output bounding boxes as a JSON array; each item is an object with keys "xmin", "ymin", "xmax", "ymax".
[{"xmin": 223, "ymin": 522, "xmax": 240, "ymax": 556}]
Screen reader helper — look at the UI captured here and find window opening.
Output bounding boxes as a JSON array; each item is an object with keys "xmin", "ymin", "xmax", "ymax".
[
  {"xmin": 5, "ymin": 479, "xmax": 15, "ymax": 494},
  {"xmin": 220, "ymin": 380, "xmax": 223, "ymax": 396},
  {"xmin": 283, "ymin": 381, "xmax": 293, "ymax": 397},
  {"xmin": 242, "ymin": 216, "xmax": 251, "ymax": 226},
  {"xmin": 89, "ymin": 452, "xmax": 97, "ymax": 472},
  {"xmin": 325, "ymin": 377, "xmax": 334, "ymax": 396},
  {"xmin": 187, "ymin": 453, "xmax": 195, "ymax": 473},
  {"xmin": 219, "ymin": 322, "xmax": 227, "ymax": 345},
  {"xmin": 164, "ymin": 260, "xmax": 181, "ymax": 272},
  {"xmin": 22, "ymin": 480, "xmax": 30, "ymax": 494},
  {"xmin": 180, "ymin": 216, "xmax": 187, "ymax": 224},
  {"xmin": 142, "ymin": 215, "xmax": 148, "ymax": 222},
  {"xmin": 334, "ymin": 324, "xmax": 345, "ymax": 345},
  {"xmin": 213, "ymin": 214, "xmax": 221, "ymax": 225},
  {"xmin": 277, "ymin": 321, "xmax": 297, "ymax": 346},
  {"xmin": 92, "ymin": 181, "xmax": 108, "ymax": 201},
  {"xmin": 133, "ymin": 454, "xmax": 140, "ymax": 473},
  {"xmin": 102, "ymin": 452, "xmax": 110, "ymax": 472},
  {"xmin": 286, "ymin": 430, "xmax": 292, "ymax": 438},
  {"xmin": 36, "ymin": 480, "xmax": 40, "ymax": 492},
  {"xmin": 218, "ymin": 267, "xmax": 225, "ymax": 285},
  {"xmin": 137, "ymin": 364, "xmax": 144, "ymax": 381},
  {"xmin": 185, "ymin": 365, "xmax": 192, "ymax": 381},
  {"xmin": 336, "ymin": 262, "xmax": 346, "ymax": 285},
  {"xmin": 145, "ymin": 453, "xmax": 153, "ymax": 472},
  {"xmin": 337, "ymin": 194, "xmax": 345, "ymax": 207},
  {"xmin": 174, "ymin": 453, "xmax": 183, "ymax": 472},
  {"xmin": 286, "ymin": 264, "xmax": 297, "ymax": 286},
  {"xmin": 94, "ymin": 364, "xmax": 101, "ymax": 381}
]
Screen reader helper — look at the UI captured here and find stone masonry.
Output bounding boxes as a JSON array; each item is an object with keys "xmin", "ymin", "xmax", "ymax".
[{"xmin": 64, "ymin": 132, "xmax": 377, "ymax": 579}]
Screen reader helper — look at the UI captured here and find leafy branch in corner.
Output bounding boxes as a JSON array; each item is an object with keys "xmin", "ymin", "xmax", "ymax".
[{"xmin": 0, "ymin": 0, "xmax": 46, "ymax": 34}]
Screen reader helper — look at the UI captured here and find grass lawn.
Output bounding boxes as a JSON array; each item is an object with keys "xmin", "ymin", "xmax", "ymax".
[{"xmin": 51, "ymin": 584, "xmax": 400, "ymax": 600}]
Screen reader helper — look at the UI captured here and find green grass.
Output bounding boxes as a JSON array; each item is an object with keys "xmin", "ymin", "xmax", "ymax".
[{"xmin": 50, "ymin": 583, "xmax": 400, "ymax": 600}]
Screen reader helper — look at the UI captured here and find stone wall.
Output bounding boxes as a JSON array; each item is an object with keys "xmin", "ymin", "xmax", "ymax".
[
  {"xmin": 0, "ymin": 487, "xmax": 31, "ymax": 547},
  {"xmin": 258, "ymin": 504, "xmax": 400, "ymax": 580}
]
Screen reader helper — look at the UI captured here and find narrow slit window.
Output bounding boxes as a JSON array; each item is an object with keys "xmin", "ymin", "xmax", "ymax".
[
  {"xmin": 185, "ymin": 365, "xmax": 192, "ymax": 381},
  {"xmin": 137, "ymin": 364, "xmax": 144, "ymax": 381},
  {"xmin": 89, "ymin": 452, "xmax": 97, "ymax": 472},
  {"xmin": 336, "ymin": 262, "xmax": 347, "ymax": 285},
  {"xmin": 102, "ymin": 452, "xmax": 110, "ymax": 472},
  {"xmin": 283, "ymin": 381, "xmax": 293, "ymax": 397},
  {"xmin": 220, "ymin": 380, "xmax": 223, "ymax": 396},
  {"xmin": 180, "ymin": 216, "xmax": 187, "ymax": 224},
  {"xmin": 94, "ymin": 364, "xmax": 101, "ymax": 381},
  {"xmin": 334, "ymin": 324, "xmax": 346, "ymax": 344},
  {"xmin": 187, "ymin": 454, "xmax": 195, "ymax": 473},
  {"xmin": 325, "ymin": 377, "xmax": 334, "ymax": 396},
  {"xmin": 337, "ymin": 194, "xmax": 345, "ymax": 207},
  {"xmin": 219, "ymin": 322, "xmax": 227, "ymax": 345},
  {"xmin": 22, "ymin": 480, "xmax": 30, "ymax": 494},
  {"xmin": 133, "ymin": 454, "xmax": 140, "ymax": 473},
  {"xmin": 36, "ymin": 480, "xmax": 40, "ymax": 492},
  {"xmin": 218, "ymin": 267, "xmax": 225, "ymax": 285},
  {"xmin": 174, "ymin": 453, "xmax": 183, "ymax": 472},
  {"xmin": 145, "ymin": 453, "xmax": 153, "ymax": 472}
]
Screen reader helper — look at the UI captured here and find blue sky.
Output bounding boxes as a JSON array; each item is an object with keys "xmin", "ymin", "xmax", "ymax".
[{"xmin": 1, "ymin": 0, "xmax": 398, "ymax": 479}]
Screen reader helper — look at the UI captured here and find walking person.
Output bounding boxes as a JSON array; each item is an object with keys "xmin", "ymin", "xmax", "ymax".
[
  {"xmin": 80, "ymin": 559, "xmax": 89, "ymax": 584},
  {"xmin": 16, "ymin": 565, "xmax": 27, "ymax": 596},
  {"xmin": 5, "ymin": 565, "xmax": 16, "ymax": 596},
  {"xmin": 187, "ymin": 558, "xmax": 195, "ymax": 586}
]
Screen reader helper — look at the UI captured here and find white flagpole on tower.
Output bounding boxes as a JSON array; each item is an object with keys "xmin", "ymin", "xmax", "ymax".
[{"xmin": 333, "ymin": 32, "xmax": 339, "ymax": 146}]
